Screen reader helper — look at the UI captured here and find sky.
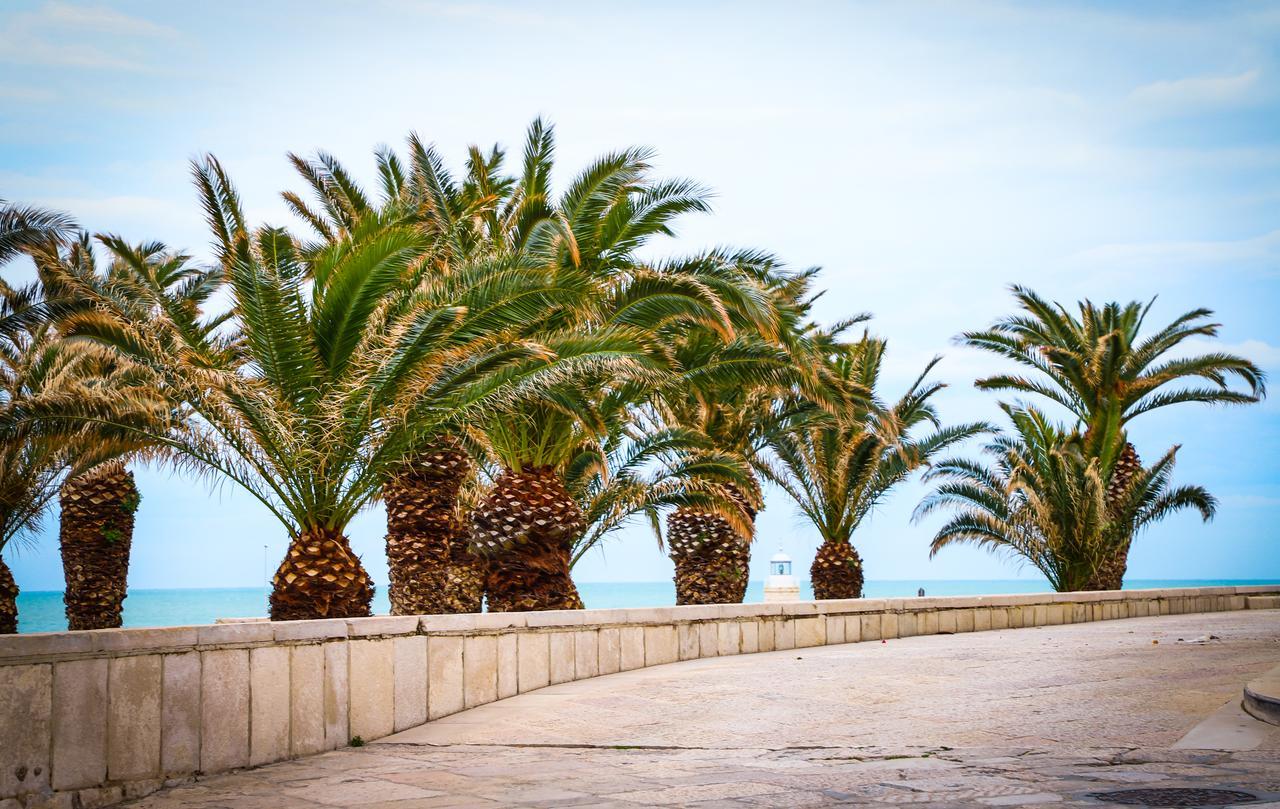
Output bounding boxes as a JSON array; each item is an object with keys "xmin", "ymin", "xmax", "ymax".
[{"xmin": 1, "ymin": 0, "xmax": 1278, "ymax": 592}]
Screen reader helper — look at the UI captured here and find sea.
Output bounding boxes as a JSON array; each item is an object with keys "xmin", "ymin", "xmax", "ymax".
[{"xmin": 12, "ymin": 579, "xmax": 1276, "ymax": 634}]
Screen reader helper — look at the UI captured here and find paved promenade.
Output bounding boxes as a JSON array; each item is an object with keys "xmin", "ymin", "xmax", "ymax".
[{"xmin": 127, "ymin": 611, "xmax": 1280, "ymax": 808}]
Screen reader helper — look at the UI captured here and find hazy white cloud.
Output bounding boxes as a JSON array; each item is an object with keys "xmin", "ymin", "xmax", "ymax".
[
  {"xmin": 40, "ymin": 2, "xmax": 176, "ymax": 37},
  {"xmin": 1066, "ymin": 229, "xmax": 1280, "ymax": 272},
  {"xmin": 1129, "ymin": 69, "xmax": 1262, "ymax": 114},
  {"xmin": 0, "ymin": 2, "xmax": 175, "ymax": 70}
]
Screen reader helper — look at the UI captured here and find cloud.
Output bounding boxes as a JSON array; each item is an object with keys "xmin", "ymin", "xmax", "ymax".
[
  {"xmin": 1065, "ymin": 229, "xmax": 1280, "ymax": 273},
  {"xmin": 1129, "ymin": 69, "xmax": 1262, "ymax": 115},
  {"xmin": 0, "ymin": 2, "xmax": 176, "ymax": 71}
]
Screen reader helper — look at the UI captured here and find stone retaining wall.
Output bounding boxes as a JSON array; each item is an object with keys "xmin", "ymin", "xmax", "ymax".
[{"xmin": 1, "ymin": 586, "xmax": 1278, "ymax": 808}]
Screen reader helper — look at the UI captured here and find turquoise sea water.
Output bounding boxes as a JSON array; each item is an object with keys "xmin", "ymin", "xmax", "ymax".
[{"xmin": 12, "ymin": 579, "xmax": 1276, "ymax": 634}]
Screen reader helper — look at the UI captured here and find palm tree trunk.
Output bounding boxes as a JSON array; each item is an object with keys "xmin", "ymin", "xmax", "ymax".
[
  {"xmin": 0, "ymin": 555, "xmax": 17, "ymax": 634},
  {"xmin": 810, "ymin": 539, "xmax": 864, "ymax": 600},
  {"xmin": 667, "ymin": 485, "xmax": 755, "ymax": 605},
  {"xmin": 59, "ymin": 461, "xmax": 137, "ymax": 630},
  {"xmin": 268, "ymin": 528, "xmax": 374, "ymax": 620},
  {"xmin": 1086, "ymin": 441, "xmax": 1143, "ymax": 591},
  {"xmin": 472, "ymin": 467, "xmax": 583, "ymax": 612},
  {"xmin": 384, "ymin": 439, "xmax": 484, "ymax": 615}
]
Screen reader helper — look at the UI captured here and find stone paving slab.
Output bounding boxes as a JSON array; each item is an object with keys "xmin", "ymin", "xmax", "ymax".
[{"xmin": 122, "ymin": 611, "xmax": 1280, "ymax": 808}]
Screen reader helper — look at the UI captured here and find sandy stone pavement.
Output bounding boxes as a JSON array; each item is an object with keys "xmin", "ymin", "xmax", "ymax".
[{"xmin": 126, "ymin": 611, "xmax": 1280, "ymax": 808}]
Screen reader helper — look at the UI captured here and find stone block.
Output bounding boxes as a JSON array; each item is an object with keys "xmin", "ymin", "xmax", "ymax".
[
  {"xmin": 774, "ymin": 619, "xmax": 796, "ymax": 650},
  {"xmin": 393, "ymin": 635, "xmax": 428, "ymax": 731},
  {"xmin": 427, "ymin": 636, "xmax": 464, "ymax": 719},
  {"xmin": 741, "ymin": 621, "xmax": 760, "ymax": 653},
  {"xmin": 107, "ymin": 655, "xmax": 162, "ymax": 780},
  {"xmin": 860, "ymin": 613, "xmax": 882, "ymax": 641},
  {"xmin": 955, "ymin": 609, "xmax": 975, "ymax": 633},
  {"xmin": 825, "ymin": 615, "xmax": 846, "ymax": 644},
  {"xmin": 161, "ymin": 652, "xmax": 202, "ymax": 775},
  {"xmin": 1047, "ymin": 604, "xmax": 1066, "ymax": 625},
  {"xmin": 52, "ymin": 658, "xmax": 107, "ymax": 790},
  {"xmin": 0, "ymin": 663, "xmax": 51, "ymax": 798},
  {"xmin": 422, "ymin": 612, "xmax": 526, "ymax": 632},
  {"xmin": 898, "ymin": 612, "xmax": 917, "ymax": 638},
  {"xmin": 523, "ymin": 609, "xmax": 588, "ymax": 628},
  {"xmin": 677, "ymin": 624, "xmax": 700, "ymax": 660},
  {"xmin": 548, "ymin": 632, "xmax": 575, "ymax": 684},
  {"xmin": 464, "ymin": 635, "xmax": 499, "ymax": 708},
  {"xmin": 93, "ymin": 626, "xmax": 199, "ymax": 653},
  {"xmin": 938, "ymin": 610, "xmax": 957, "ymax": 634},
  {"xmin": 517, "ymin": 633, "xmax": 550, "ymax": 692},
  {"xmin": 0, "ymin": 631, "xmax": 92, "ymax": 659},
  {"xmin": 348, "ymin": 640, "xmax": 394, "ymax": 741},
  {"xmin": 195, "ymin": 622, "xmax": 272, "ymax": 647},
  {"xmin": 598, "ymin": 628, "xmax": 621, "ymax": 675},
  {"xmin": 289, "ymin": 645, "xmax": 325, "ymax": 757},
  {"xmin": 249, "ymin": 646, "xmax": 290, "ymax": 766},
  {"xmin": 844, "ymin": 615, "xmax": 862, "ymax": 643},
  {"xmin": 1071, "ymin": 603, "xmax": 1089, "ymax": 623},
  {"xmin": 273, "ymin": 618, "xmax": 348, "ymax": 642},
  {"xmin": 497, "ymin": 633, "xmax": 519, "ymax": 698},
  {"xmin": 880, "ymin": 612, "xmax": 899, "ymax": 640},
  {"xmin": 717, "ymin": 622, "xmax": 741, "ymax": 655},
  {"xmin": 1006, "ymin": 606, "xmax": 1024, "ymax": 628},
  {"xmin": 698, "ymin": 622, "xmax": 719, "ymax": 657},
  {"xmin": 794, "ymin": 617, "xmax": 825, "ymax": 648},
  {"xmin": 573, "ymin": 630, "xmax": 599, "ymax": 680},
  {"xmin": 990, "ymin": 608, "xmax": 1009, "ymax": 630},
  {"xmin": 322, "ymin": 641, "xmax": 349, "ymax": 751},
  {"xmin": 200, "ymin": 649, "xmax": 250, "ymax": 773},
  {"xmin": 917, "ymin": 611, "xmax": 938, "ymax": 636},
  {"xmin": 1032, "ymin": 605, "xmax": 1049, "ymax": 625},
  {"xmin": 619, "ymin": 626, "xmax": 645, "ymax": 671},
  {"xmin": 644, "ymin": 625, "xmax": 678, "ymax": 666},
  {"xmin": 973, "ymin": 609, "xmax": 991, "ymax": 632},
  {"xmin": 345, "ymin": 615, "xmax": 419, "ymax": 638},
  {"xmin": 758, "ymin": 619, "xmax": 776, "ymax": 652}
]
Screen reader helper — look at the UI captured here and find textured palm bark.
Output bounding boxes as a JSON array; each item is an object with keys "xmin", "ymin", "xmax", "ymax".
[
  {"xmin": 667, "ymin": 485, "xmax": 756, "ymax": 605},
  {"xmin": 0, "ymin": 556, "xmax": 17, "ymax": 634},
  {"xmin": 384, "ymin": 439, "xmax": 484, "ymax": 615},
  {"xmin": 59, "ymin": 461, "xmax": 137, "ymax": 630},
  {"xmin": 269, "ymin": 528, "xmax": 374, "ymax": 620},
  {"xmin": 810, "ymin": 540, "xmax": 865, "ymax": 600},
  {"xmin": 1086, "ymin": 441, "xmax": 1143, "ymax": 591},
  {"xmin": 471, "ymin": 467, "xmax": 584, "ymax": 612}
]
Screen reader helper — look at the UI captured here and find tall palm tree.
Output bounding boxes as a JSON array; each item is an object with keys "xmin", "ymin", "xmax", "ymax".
[
  {"xmin": 46, "ymin": 157, "xmax": 610, "ymax": 620},
  {"xmin": 763, "ymin": 340, "xmax": 990, "ymax": 599},
  {"xmin": 31, "ymin": 235, "xmax": 220, "ymax": 629},
  {"xmin": 656, "ymin": 261, "xmax": 855, "ymax": 605},
  {"xmin": 916, "ymin": 404, "xmax": 1215, "ymax": 592},
  {"xmin": 0, "ymin": 198, "xmax": 76, "ymax": 264},
  {"xmin": 961, "ymin": 287, "xmax": 1265, "ymax": 588}
]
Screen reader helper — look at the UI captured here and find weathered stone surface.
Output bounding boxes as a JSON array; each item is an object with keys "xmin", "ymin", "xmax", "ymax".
[
  {"xmin": 464, "ymin": 635, "xmax": 499, "ymax": 708},
  {"xmin": 758, "ymin": 619, "xmax": 776, "ymax": 652},
  {"xmin": 740, "ymin": 621, "xmax": 760, "ymax": 653},
  {"xmin": 956, "ymin": 608, "xmax": 976, "ymax": 632},
  {"xmin": 200, "ymin": 649, "xmax": 250, "ymax": 773},
  {"xmin": 697, "ymin": 622, "xmax": 718, "ymax": 658},
  {"xmin": 289, "ymin": 644, "xmax": 325, "ymax": 756},
  {"xmin": 160, "ymin": 652, "xmax": 200, "ymax": 776},
  {"xmin": 794, "ymin": 617, "xmax": 825, "ymax": 648},
  {"xmin": 898, "ymin": 611, "xmax": 918, "ymax": 638},
  {"xmin": 393, "ymin": 635, "xmax": 428, "ymax": 731},
  {"xmin": 844, "ymin": 614, "xmax": 862, "ymax": 643},
  {"xmin": 322, "ymin": 641, "xmax": 349, "ymax": 750},
  {"xmin": 497, "ymin": 633, "xmax": 519, "ymax": 698},
  {"xmin": 717, "ymin": 622, "xmax": 741, "ymax": 655},
  {"xmin": 938, "ymin": 609, "xmax": 957, "ymax": 633},
  {"xmin": 549, "ymin": 632, "xmax": 575, "ymax": 684},
  {"xmin": 644, "ymin": 625, "xmax": 678, "ymax": 666},
  {"xmin": 973, "ymin": 608, "xmax": 992, "ymax": 632},
  {"xmin": 619, "ymin": 626, "xmax": 645, "ymax": 671},
  {"xmin": 427, "ymin": 636, "xmax": 464, "ymax": 719},
  {"xmin": 826, "ymin": 615, "xmax": 846, "ymax": 644},
  {"xmin": 349, "ymin": 639, "xmax": 395, "ymax": 741},
  {"xmin": 573, "ymin": 630, "xmax": 599, "ymax": 680},
  {"xmin": 517, "ymin": 632, "xmax": 550, "ymax": 692},
  {"xmin": 52, "ymin": 658, "xmax": 107, "ymax": 790},
  {"xmin": 990, "ymin": 608, "xmax": 1010, "ymax": 630},
  {"xmin": 774, "ymin": 619, "xmax": 795, "ymax": 650},
  {"xmin": 598, "ymin": 628, "xmax": 621, "ymax": 675},
  {"xmin": 918, "ymin": 610, "xmax": 939, "ymax": 635},
  {"xmin": 677, "ymin": 624, "xmax": 700, "ymax": 661},
  {"xmin": 249, "ymin": 645, "xmax": 290, "ymax": 766},
  {"xmin": 107, "ymin": 655, "xmax": 162, "ymax": 780}
]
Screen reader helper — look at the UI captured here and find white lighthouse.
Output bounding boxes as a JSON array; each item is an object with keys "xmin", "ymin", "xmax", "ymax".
[{"xmin": 763, "ymin": 550, "xmax": 801, "ymax": 602}]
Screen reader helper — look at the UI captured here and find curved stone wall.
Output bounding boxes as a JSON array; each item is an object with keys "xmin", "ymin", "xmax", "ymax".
[{"xmin": 1, "ymin": 585, "xmax": 1277, "ymax": 808}]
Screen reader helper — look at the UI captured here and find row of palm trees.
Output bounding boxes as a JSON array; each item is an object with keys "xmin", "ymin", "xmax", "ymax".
[{"xmin": 0, "ymin": 123, "xmax": 1266, "ymax": 633}]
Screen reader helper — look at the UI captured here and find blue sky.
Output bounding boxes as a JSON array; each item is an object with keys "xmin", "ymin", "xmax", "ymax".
[{"xmin": 2, "ymin": 1, "xmax": 1278, "ymax": 590}]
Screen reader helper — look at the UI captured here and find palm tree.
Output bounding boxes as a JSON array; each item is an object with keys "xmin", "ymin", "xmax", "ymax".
[
  {"xmin": 46, "ymin": 157, "xmax": 608, "ymax": 621},
  {"xmin": 916, "ymin": 404, "xmax": 1215, "ymax": 592},
  {"xmin": 961, "ymin": 287, "xmax": 1265, "ymax": 588},
  {"xmin": 0, "ymin": 198, "xmax": 76, "ymax": 264},
  {"xmin": 763, "ymin": 340, "xmax": 990, "ymax": 599},
  {"xmin": 30, "ymin": 235, "xmax": 220, "ymax": 629},
  {"xmin": 656, "ymin": 261, "xmax": 855, "ymax": 605}
]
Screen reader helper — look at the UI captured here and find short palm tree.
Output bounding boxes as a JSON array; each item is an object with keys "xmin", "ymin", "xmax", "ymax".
[
  {"xmin": 763, "ymin": 339, "xmax": 990, "ymax": 599},
  {"xmin": 961, "ymin": 286, "xmax": 1265, "ymax": 588},
  {"xmin": 917, "ymin": 404, "xmax": 1215, "ymax": 592},
  {"xmin": 47, "ymin": 157, "xmax": 605, "ymax": 620}
]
